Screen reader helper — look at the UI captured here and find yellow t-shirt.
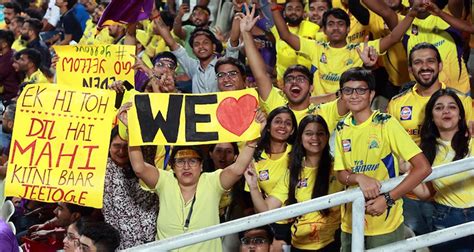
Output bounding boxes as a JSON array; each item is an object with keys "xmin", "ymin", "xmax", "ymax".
[
  {"xmin": 272, "ymin": 20, "xmax": 320, "ymax": 82},
  {"xmin": 387, "ymin": 84, "xmax": 473, "ymax": 144},
  {"xmin": 270, "ymin": 166, "xmax": 343, "ymax": 250},
  {"xmin": 24, "ymin": 69, "xmax": 49, "ymax": 84},
  {"xmin": 334, "ymin": 111, "xmax": 422, "ymax": 235},
  {"xmin": 432, "ymin": 139, "xmax": 474, "ymax": 208},
  {"xmin": 79, "ymin": 20, "xmax": 114, "ymax": 45},
  {"xmin": 12, "ymin": 38, "xmax": 26, "ymax": 52},
  {"xmin": 370, "ymin": 14, "xmax": 410, "ymax": 86},
  {"xmin": 260, "ymin": 87, "xmax": 344, "ymax": 132},
  {"xmin": 154, "ymin": 169, "xmax": 224, "ymax": 252},
  {"xmin": 299, "ymin": 38, "xmax": 381, "ymax": 96},
  {"xmin": 245, "ymin": 146, "xmax": 292, "ymax": 195},
  {"xmin": 404, "ymin": 15, "xmax": 470, "ymax": 93}
]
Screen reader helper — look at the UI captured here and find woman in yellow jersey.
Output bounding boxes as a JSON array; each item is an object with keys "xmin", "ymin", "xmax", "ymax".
[
  {"xmin": 245, "ymin": 115, "xmax": 343, "ymax": 252},
  {"xmin": 250, "ymin": 106, "xmax": 297, "ymax": 250},
  {"xmin": 414, "ymin": 89, "xmax": 474, "ymax": 251}
]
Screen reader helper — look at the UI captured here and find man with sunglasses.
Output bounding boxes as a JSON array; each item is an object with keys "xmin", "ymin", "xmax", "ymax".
[{"xmin": 334, "ymin": 67, "xmax": 431, "ymax": 251}]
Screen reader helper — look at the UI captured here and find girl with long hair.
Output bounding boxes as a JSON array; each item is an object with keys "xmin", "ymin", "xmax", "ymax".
[
  {"xmin": 245, "ymin": 115, "xmax": 343, "ymax": 251},
  {"xmin": 414, "ymin": 89, "xmax": 474, "ymax": 251}
]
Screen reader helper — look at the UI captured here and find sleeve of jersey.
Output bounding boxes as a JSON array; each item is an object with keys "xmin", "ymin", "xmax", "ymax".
[
  {"xmin": 299, "ymin": 37, "xmax": 317, "ymax": 61},
  {"xmin": 210, "ymin": 169, "xmax": 226, "ymax": 194},
  {"xmin": 461, "ymin": 95, "xmax": 474, "ymax": 121},
  {"xmin": 316, "ymin": 99, "xmax": 344, "ymax": 133},
  {"xmin": 387, "ymin": 117, "xmax": 422, "ymax": 161},
  {"xmin": 367, "ymin": 39, "xmax": 384, "ymax": 55},
  {"xmin": 333, "ymin": 130, "xmax": 347, "ymax": 171},
  {"xmin": 260, "ymin": 87, "xmax": 287, "ymax": 114},
  {"xmin": 269, "ymin": 171, "xmax": 290, "ymax": 204}
]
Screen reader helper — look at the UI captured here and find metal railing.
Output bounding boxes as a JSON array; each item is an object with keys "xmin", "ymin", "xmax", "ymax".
[{"xmin": 126, "ymin": 157, "xmax": 474, "ymax": 251}]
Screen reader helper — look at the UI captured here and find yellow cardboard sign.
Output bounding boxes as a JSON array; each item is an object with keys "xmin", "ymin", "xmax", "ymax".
[
  {"xmin": 5, "ymin": 84, "xmax": 116, "ymax": 208},
  {"xmin": 53, "ymin": 45, "xmax": 135, "ymax": 89},
  {"xmin": 128, "ymin": 89, "xmax": 260, "ymax": 146}
]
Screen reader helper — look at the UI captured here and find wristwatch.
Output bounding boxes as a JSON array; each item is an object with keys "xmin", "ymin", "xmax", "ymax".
[{"xmin": 383, "ymin": 192, "xmax": 395, "ymax": 208}]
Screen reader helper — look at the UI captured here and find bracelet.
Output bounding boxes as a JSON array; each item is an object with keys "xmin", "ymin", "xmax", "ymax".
[
  {"xmin": 271, "ymin": 4, "xmax": 284, "ymax": 12},
  {"xmin": 345, "ymin": 173, "xmax": 353, "ymax": 185},
  {"xmin": 246, "ymin": 143, "xmax": 258, "ymax": 148}
]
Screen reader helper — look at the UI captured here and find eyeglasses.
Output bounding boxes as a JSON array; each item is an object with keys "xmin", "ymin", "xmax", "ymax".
[
  {"xmin": 340, "ymin": 87, "xmax": 370, "ymax": 96},
  {"xmin": 174, "ymin": 158, "xmax": 201, "ymax": 168},
  {"xmin": 66, "ymin": 232, "xmax": 79, "ymax": 242},
  {"xmin": 284, "ymin": 75, "xmax": 309, "ymax": 84},
  {"xmin": 240, "ymin": 237, "xmax": 269, "ymax": 246},
  {"xmin": 216, "ymin": 70, "xmax": 239, "ymax": 79},
  {"xmin": 155, "ymin": 61, "xmax": 177, "ymax": 70}
]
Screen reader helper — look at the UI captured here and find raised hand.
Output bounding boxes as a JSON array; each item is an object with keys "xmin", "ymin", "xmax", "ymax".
[
  {"xmin": 357, "ymin": 36, "xmax": 378, "ymax": 68},
  {"xmin": 236, "ymin": 3, "xmax": 260, "ymax": 33},
  {"xmin": 117, "ymin": 102, "xmax": 133, "ymax": 127},
  {"xmin": 177, "ymin": 4, "xmax": 190, "ymax": 18},
  {"xmin": 244, "ymin": 163, "xmax": 259, "ymax": 191}
]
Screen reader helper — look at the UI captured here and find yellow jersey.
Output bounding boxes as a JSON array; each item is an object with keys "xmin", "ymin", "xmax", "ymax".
[
  {"xmin": 387, "ymin": 84, "xmax": 473, "ymax": 144},
  {"xmin": 432, "ymin": 139, "xmax": 474, "ymax": 208},
  {"xmin": 270, "ymin": 166, "xmax": 343, "ymax": 250},
  {"xmin": 24, "ymin": 69, "xmax": 50, "ymax": 84},
  {"xmin": 272, "ymin": 20, "xmax": 320, "ymax": 82},
  {"xmin": 403, "ymin": 15, "xmax": 470, "ymax": 93},
  {"xmin": 334, "ymin": 111, "xmax": 422, "ymax": 235},
  {"xmin": 12, "ymin": 38, "xmax": 26, "ymax": 52},
  {"xmin": 79, "ymin": 20, "xmax": 114, "ymax": 45},
  {"xmin": 260, "ymin": 86, "xmax": 345, "ymax": 132},
  {"xmin": 299, "ymin": 38, "xmax": 381, "ymax": 96}
]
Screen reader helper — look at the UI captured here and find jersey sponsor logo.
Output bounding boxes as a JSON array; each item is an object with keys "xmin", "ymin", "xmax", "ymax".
[
  {"xmin": 406, "ymin": 125, "xmax": 421, "ymax": 136},
  {"xmin": 369, "ymin": 139, "xmax": 379, "ymax": 149},
  {"xmin": 411, "ymin": 25, "xmax": 418, "ymax": 35},
  {"xmin": 342, "ymin": 139, "xmax": 351, "ymax": 152},
  {"xmin": 346, "ymin": 58, "xmax": 354, "ymax": 66},
  {"xmin": 400, "ymin": 106, "xmax": 412, "ymax": 121},
  {"xmin": 352, "ymin": 160, "xmax": 379, "ymax": 173},
  {"xmin": 321, "ymin": 73, "xmax": 340, "ymax": 82},
  {"xmin": 320, "ymin": 53, "xmax": 327, "ymax": 64},
  {"xmin": 297, "ymin": 178, "xmax": 308, "ymax": 188},
  {"xmin": 258, "ymin": 170, "xmax": 269, "ymax": 181}
]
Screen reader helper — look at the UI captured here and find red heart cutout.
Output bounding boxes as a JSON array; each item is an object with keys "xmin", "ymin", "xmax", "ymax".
[{"xmin": 216, "ymin": 94, "xmax": 258, "ymax": 136}]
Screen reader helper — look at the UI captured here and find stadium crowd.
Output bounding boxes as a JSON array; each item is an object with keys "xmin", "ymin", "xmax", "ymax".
[{"xmin": 0, "ymin": 0, "xmax": 473, "ymax": 251}]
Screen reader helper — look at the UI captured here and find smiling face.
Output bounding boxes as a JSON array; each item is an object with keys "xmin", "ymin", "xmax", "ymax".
[
  {"xmin": 190, "ymin": 8, "xmax": 210, "ymax": 27},
  {"xmin": 432, "ymin": 95, "xmax": 460, "ymax": 134},
  {"xmin": 109, "ymin": 135, "xmax": 129, "ymax": 167},
  {"xmin": 409, "ymin": 48, "xmax": 442, "ymax": 89},
  {"xmin": 216, "ymin": 63, "xmax": 245, "ymax": 91},
  {"xmin": 301, "ymin": 122, "xmax": 328, "ymax": 155},
  {"xmin": 308, "ymin": 1, "xmax": 329, "ymax": 26},
  {"xmin": 340, "ymin": 80, "xmax": 374, "ymax": 114},
  {"xmin": 284, "ymin": 1, "xmax": 305, "ymax": 26},
  {"xmin": 283, "ymin": 71, "xmax": 313, "ymax": 106},
  {"xmin": 269, "ymin": 112, "xmax": 295, "ymax": 143},
  {"xmin": 192, "ymin": 34, "xmax": 215, "ymax": 61}
]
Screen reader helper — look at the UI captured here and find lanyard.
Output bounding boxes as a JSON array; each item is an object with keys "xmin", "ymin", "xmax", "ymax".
[{"xmin": 184, "ymin": 195, "xmax": 197, "ymax": 231}]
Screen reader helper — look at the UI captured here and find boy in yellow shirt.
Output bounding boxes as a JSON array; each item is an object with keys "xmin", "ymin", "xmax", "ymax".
[{"xmin": 334, "ymin": 67, "xmax": 431, "ymax": 250}]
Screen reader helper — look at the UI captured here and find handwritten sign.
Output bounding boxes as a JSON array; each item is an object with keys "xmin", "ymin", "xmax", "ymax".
[
  {"xmin": 53, "ymin": 45, "xmax": 135, "ymax": 89},
  {"xmin": 128, "ymin": 89, "xmax": 260, "ymax": 146},
  {"xmin": 5, "ymin": 84, "xmax": 116, "ymax": 208}
]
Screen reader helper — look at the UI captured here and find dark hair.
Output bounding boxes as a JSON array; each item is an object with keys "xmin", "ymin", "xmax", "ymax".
[
  {"xmin": 24, "ymin": 8, "xmax": 43, "ymax": 20},
  {"xmin": 192, "ymin": 5, "xmax": 211, "ymax": 15},
  {"xmin": 420, "ymin": 89, "xmax": 469, "ymax": 165},
  {"xmin": 408, "ymin": 42, "xmax": 442, "ymax": 66},
  {"xmin": 4, "ymin": 2, "xmax": 22, "ymax": 14},
  {"xmin": 238, "ymin": 225, "xmax": 275, "ymax": 243},
  {"xmin": 322, "ymin": 8, "xmax": 350, "ymax": 28},
  {"xmin": 65, "ymin": 203, "xmax": 94, "ymax": 217},
  {"xmin": 17, "ymin": 48, "xmax": 42, "ymax": 69},
  {"xmin": 169, "ymin": 146, "xmax": 204, "ymax": 167},
  {"xmin": 284, "ymin": 0, "xmax": 305, "ymax": 8},
  {"xmin": 78, "ymin": 222, "xmax": 120, "ymax": 252},
  {"xmin": 24, "ymin": 18, "xmax": 43, "ymax": 35},
  {"xmin": 309, "ymin": 0, "xmax": 332, "ymax": 9},
  {"xmin": 254, "ymin": 107, "xmax": 297, "ymax": 161},
  {"xmin": 287, "ymin": 115, "xmax": 332, "ymax": 216},
  {"xmin": 206, "ymin": 142, "xmax": 240, "ymax": 172},
  {"xmin": 66, "ymin": 0, "xmax": 78, "ymax": 10},
  {"xmin": 283, "ymin": 64, "xmax": 313, "ymax": 85},
  {"xmin": 12, "ymin": 16, "xmax": 26, "ymax": 26},
  {"xmin": 152, "ymin": 51, "xmax": 177, "ymax": 66},
  {"xmin": 189, "ymin": 27, "xmax": 223, "ymax": 54},
  {"xmin": 339, "ymin": 67, "xmax": 376, "ymax": 90},
  {"xmin": 215, "ymin": 57, "xmax": 246, "ymax": 76},
  {"xmin": 0, "ymin": 30, "xmax": 15, "ymax": 47}
]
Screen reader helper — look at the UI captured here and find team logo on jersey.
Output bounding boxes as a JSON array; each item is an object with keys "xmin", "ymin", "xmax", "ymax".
[
  {"xmin": 342, "ymin": 139, "xmax": 351, "ymax": 152},
  {"xmin": 369, "ymin": 139, "xmax": 379, "ymax": 149},
  {"xmin": 400, "ymin": 106, "xmax": 412, "ymax": 121},
  {"xmin": 411, "ymin": 25, "xmax": 419, "ymax": 35},
  {"xmin": 297, "ymin": 178, "xmax": 308, "ymax": 188},
  {"xmin": 320, "ymin": 53, "xmax": 327, "ymax": 64},
  {"xmin": 259, "ymin": 170, "xmax": 269, "ymax": 181},
  {"xmin": 346, "ymin": 59, "xmax": 354, "ymax": 66}
]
